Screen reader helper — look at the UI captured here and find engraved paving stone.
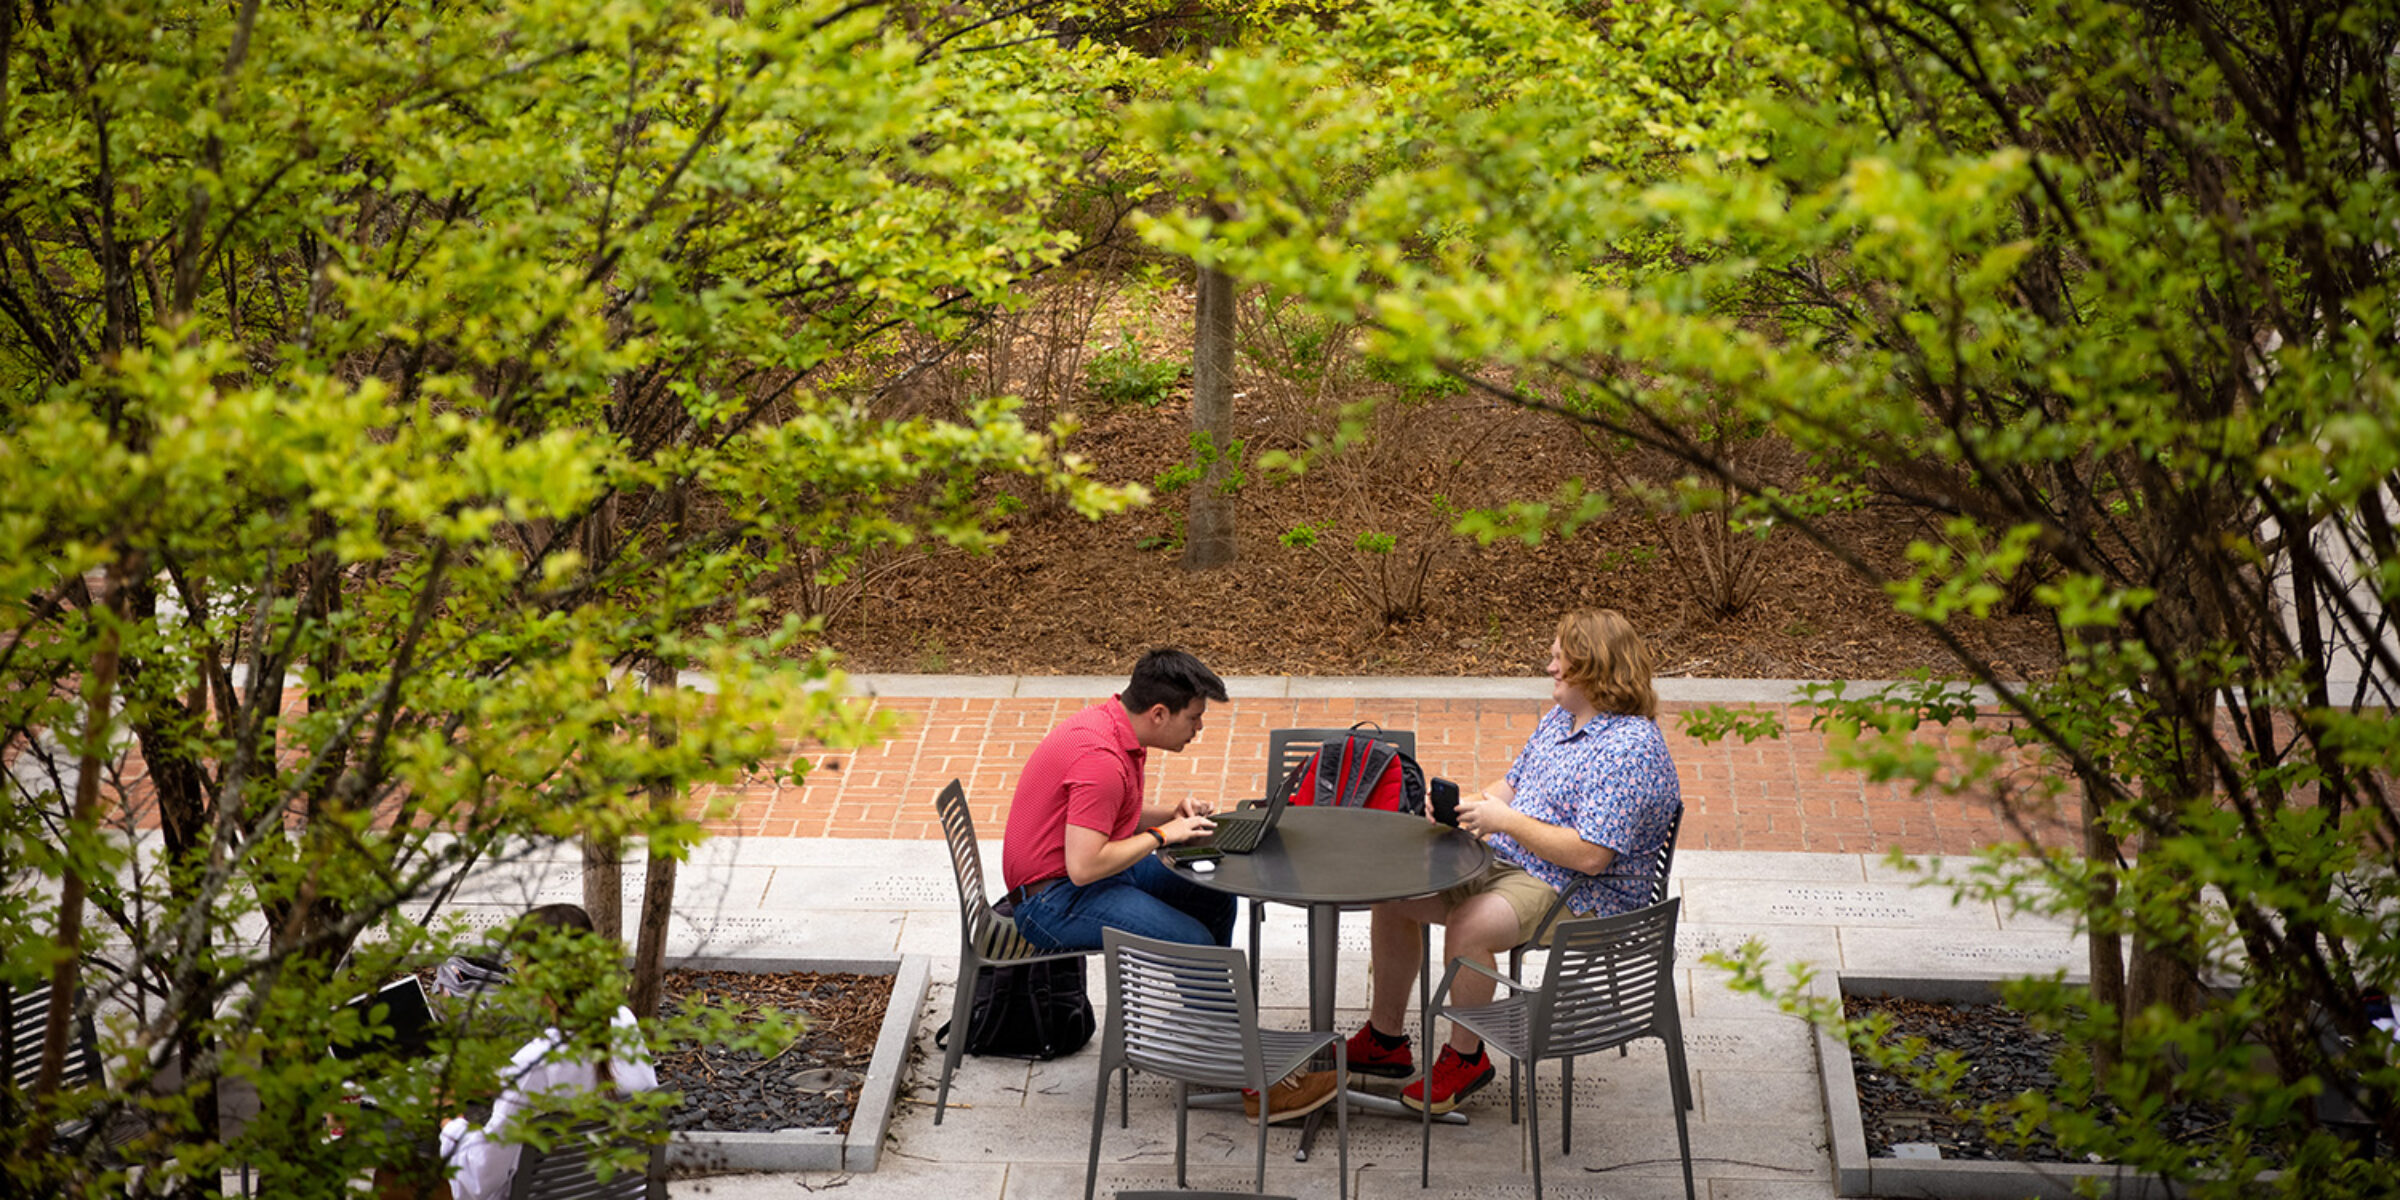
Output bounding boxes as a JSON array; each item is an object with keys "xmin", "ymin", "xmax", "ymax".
[
  {"xmin": 852, "ymin": 876, "xmax": 951, "ymax": 905},
  {"xmin": 1677, "ymin": 880, "xmax": 1999, "ymax": 931}
]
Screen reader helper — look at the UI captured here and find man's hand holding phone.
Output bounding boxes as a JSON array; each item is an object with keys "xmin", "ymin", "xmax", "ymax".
[{"xmin": 1455, "ymin": 790, "xmax": 1514, "ymax": 839}]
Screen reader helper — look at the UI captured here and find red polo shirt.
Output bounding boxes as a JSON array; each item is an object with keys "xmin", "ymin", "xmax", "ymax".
[{"xmin": 1001, "ymin": 697, "xmax": 1148, "ymax": 891}]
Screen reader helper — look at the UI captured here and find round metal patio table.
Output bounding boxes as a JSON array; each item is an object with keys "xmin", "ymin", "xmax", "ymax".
[{"xmin": 1167, "ymin": 805, "xmax": 1491, "ymax": 1156}]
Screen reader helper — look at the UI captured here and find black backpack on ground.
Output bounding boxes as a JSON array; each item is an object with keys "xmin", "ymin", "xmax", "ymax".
[{"xmin": 935, "ymin": 958, "xmax": 1094, "ymax": 1060}]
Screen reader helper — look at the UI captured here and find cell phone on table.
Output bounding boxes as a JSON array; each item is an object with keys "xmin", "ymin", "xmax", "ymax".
[{"xmin": 1165, "ymin": 844, "xmax": 1223, "ymax": 863}]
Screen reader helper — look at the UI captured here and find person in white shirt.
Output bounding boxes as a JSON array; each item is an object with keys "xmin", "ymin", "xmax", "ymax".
[{"xmin": 437, "ymin": 904, "xmax": 660, "ymax": 1200}]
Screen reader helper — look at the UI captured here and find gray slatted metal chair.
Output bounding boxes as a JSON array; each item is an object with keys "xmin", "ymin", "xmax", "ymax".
[
  {"xmin": 1503, "ymin": 803, "xmax": 1687, "ymax": 1120},
  {"xmin": 1420, "ymin": 899, "xmax": 1694, "ymax": 1200},
  {"xmin": 4, "ymin": 979, "xmax": 104, "ymax": 1094},
  {"xmin": 1246, "ymin": 726, "xmax": 1419, "ymax": 995},
  {"xmin": 503, "ymin": 1119, "xmax": 668, "ymax": 1200},
  {"xmin": 932, "ymin": 779, "xmax": 1104, "ymax": 1124},
  {"xmin": 5, "ymin": 977, "xmax": 109, "ymax": 1142},
  {"xmin": 1084, "ymin": 930, "xmax": 1348, "ymax": 1200}
]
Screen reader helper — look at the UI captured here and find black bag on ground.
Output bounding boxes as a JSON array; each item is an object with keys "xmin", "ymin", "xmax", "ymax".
[{"xmin": 936, "ymin": 958, "xmax": 1094, "ymax": 1060}]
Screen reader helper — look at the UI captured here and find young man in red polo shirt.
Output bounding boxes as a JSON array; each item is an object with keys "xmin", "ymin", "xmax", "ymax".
[
  {"xmin": 1000, "ymin": 648, "xmax": 1335, "ymax": 1122},
  {"xmin": 1001, "ymin": 647, "xmax": 1236, "ymax": 950}
]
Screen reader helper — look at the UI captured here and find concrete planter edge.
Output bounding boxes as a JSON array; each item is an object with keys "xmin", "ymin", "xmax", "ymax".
[
  {"xmin": 1820, "ymin": 971, "xmax": 2273, "ymax": 1200},
  {"xmin": 664, "ymin": 953, "xmax": 931, "ymax": 1175}
]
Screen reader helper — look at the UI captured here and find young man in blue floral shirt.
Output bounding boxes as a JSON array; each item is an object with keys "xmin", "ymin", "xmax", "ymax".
[{"xmin": 1348, "ymin": 609, "xmax": 1684, "ymax": 1113}]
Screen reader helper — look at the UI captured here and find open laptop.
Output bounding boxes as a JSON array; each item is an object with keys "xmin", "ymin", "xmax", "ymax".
[
  {"xmin": 329, "ymin": 975, "xmax": 438, "ymax": 1062},
  {"xmin": 1167, "ymin": 790, "xmax": 1287, "ymax": 857}
]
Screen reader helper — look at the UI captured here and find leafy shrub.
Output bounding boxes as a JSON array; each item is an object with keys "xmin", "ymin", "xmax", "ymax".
[
  {"xmin": 1240, "ymin": 294, "xmax": 1343, "ymax": 386},
  {"xmin": 1281, "ymin": 499, "xmax": 1453, "ymax": 626},
  {"xmin": 1153, "ymin": 432, "xmax": 1246, "ymax": 496},
  {"xmin": 1362, "ymin": 353, "xmax": 1467, "ymax": 399},
  {"xmin": 1084, "ymin": 335, "xmax": 1186, "ymax": 406}
]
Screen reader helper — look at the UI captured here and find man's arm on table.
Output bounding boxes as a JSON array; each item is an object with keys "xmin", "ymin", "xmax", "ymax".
[{"xmin": 1063, "ymin": 804, "xmax": 1217, "ymax": 885}]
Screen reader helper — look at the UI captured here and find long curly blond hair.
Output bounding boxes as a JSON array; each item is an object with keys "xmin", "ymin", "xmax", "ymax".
[{"xmin": 1556, "ymin": 609, "xmax": 1657, "ymax": 721}]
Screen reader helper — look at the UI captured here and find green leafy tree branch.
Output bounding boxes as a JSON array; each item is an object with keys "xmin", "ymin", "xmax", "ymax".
[
  {"xmin": 0, "ymin": 1, "xmax": 1149, "ymax": 1194},
  {"xmin": 1133, "ymin": 0, "xmax": 2400, "ymax": 1190}
]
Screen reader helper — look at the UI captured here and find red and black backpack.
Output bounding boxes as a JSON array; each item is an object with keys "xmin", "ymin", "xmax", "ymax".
[{"xmin": 1277, "ymin": 730, "xmax": 1428, "ymax": 815}]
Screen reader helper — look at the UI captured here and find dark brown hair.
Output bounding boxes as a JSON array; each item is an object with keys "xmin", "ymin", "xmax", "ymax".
[
  {"xmin": 1120, "ymin": 647, "xmax": 1228, "ymax": 715},
  {"xmin": 512, "ymin": 903, "xmax": 596, "ymax": 942}
]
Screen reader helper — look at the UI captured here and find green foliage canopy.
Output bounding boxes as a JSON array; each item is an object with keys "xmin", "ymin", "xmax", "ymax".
[
  {"xmin": 0, "ymin": 1, "xmax": 1143, "ymax": 1193},
  {"xmin": 1135, "ymin": 0, "xmax": 2400, "ymax": 1191}
]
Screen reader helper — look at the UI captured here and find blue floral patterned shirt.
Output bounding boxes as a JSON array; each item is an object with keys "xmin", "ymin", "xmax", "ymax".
[{"xmin": 1487, "ymin": 706, "xmax": 1683, "ymax": 917}]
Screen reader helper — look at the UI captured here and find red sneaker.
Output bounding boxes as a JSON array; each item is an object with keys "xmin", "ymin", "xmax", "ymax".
[
  {"xmin": 1400, "ymin": 1044, "xmax": 1494, "ymax": 1114},
  {"xmin": 1343, "ymin": 1022, "xmax": 1414, "ymax": 1079}
]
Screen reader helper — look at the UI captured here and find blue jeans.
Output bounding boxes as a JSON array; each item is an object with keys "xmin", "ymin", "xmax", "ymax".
[{"xmin": 1012, "ymin": 856, "xmax": 1237, "ymax": 951}]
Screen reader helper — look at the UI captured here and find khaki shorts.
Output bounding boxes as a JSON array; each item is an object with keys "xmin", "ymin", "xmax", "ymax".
[{"xmin": 1435, "ymin": 860, "xmax": 1562, "ymax": 948}]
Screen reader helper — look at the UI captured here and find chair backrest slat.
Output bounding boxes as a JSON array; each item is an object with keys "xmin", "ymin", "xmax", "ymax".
[
  {"xmin": 1645, "ymin": 806, "xmax": 1683, "ymax": 907},
  {"xmin": 1530, "ymin": 899, "xmax": 1680, "ymax": 1058},
  {"xmin": 5, "ymin": 983, "xmax": 36, "ymax": 1090},
  {"xmin": 935, "ymin": 781, "xmax": 1004, "ymax": 943},
  {"xmin": 1103, "ymin": 931, "xmax": 1263, "ymax": 1086},
  {"xmin": 5, "ymin": 981, "xmax": 104, "ymax": 1092},
  {"xmin": 504, "ymin": 1120, "xmax": 663, "ymax": 1200}
]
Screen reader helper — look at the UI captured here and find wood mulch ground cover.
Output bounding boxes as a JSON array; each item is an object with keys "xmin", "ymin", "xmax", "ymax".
[
  {"xmin": 1847, "ymin": 992, "xmax": 2260, "ymax": 1165},
  {"xmin": 805, "ymin": 381, "xmax": 2061, "ymax": 683},
  {"xmin": 657, "ymin": 969, "xmax": 892, "ymax": 1135}
]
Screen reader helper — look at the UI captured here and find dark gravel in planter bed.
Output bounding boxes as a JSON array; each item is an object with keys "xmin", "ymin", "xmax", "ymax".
[
  {"xmin": 1846, "ymin": 992, "xmax": 2256, "ymax": 1164},
  {"xmin": 656, "ymin": 969, "xmax": 893, "ymax": 1135}
]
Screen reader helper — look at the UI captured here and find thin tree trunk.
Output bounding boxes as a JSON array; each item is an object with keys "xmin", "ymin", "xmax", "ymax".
[
  {"xmin": 629, "ymin": 658, "xmax": 680, "ymax": 1019},
  {"xmin": 34, "ymin": 560, "xmax": 133, "ymax": 1128},
  {"xmin": 583, "ymin": 837, "xmax": 624, "ymax": 943},
  {"xmin": 581, "ymin": 496, "xmax": 625, "ymax": 942},
  {"xmin": 2083, "ymin": 790, "xmax": 2126, "ymax": 1075},
  {"xmin": 630, "ymin": 840, "xmax": 678, "ymax": 1019},
  {"xmin": 1182, "ymin": 261, "xmax": 1237, "ymax": 569}
]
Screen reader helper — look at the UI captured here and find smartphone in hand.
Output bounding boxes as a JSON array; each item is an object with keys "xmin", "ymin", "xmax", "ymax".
[{"xmin": 1430, "ymin": 778, "xmax": 1462, "ymax": 827}]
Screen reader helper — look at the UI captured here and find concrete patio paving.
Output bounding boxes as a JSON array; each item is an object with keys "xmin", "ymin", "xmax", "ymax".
[
  {"xmin": 631, "ymin": 841, "xmax": 2074, "ymax": 1200},
  {"xmin": 445, "ymin": 674, "xmax": 2080, "ymax": 1200}
]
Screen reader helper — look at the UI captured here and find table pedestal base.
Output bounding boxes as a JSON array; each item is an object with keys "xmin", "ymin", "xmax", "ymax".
[{"xmin": 1297, "ymin": 1089, "xmax": 1465, "ymax": 1160}]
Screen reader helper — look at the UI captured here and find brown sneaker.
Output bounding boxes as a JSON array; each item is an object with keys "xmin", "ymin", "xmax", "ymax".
[{"xmin": 1240, "ymin": 1070, "xmax": 1339, "ymax": 1124}]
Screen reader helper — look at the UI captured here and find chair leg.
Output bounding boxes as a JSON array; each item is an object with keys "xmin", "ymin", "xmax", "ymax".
[
  {"xmin": 1175, "ymin": 1081, "xmax": 1191, "ymax": 1189},
  {"xmin": 1524, "ymin": 1057, "xmax": 1544, "ymax": 1200},
  {"xmin": 1251, "ymin": 1078, "xmax": 1269, "ymax": 1196},
  {"xmin": 1083, "ymin": 1053, "xmax": 1111, "ymax": 1200},
  {"xmin": 1664, "ymin": 1017, "xmax": 1695, "ymax": 1113},
  {"xmin": 1417, "ymin": 928, "xmax": 1434, "ymax": 1082},
  {"xmin": 1118, "ymin": 1064, "xmax": 1129, "ymax": 1128},
  {"xmin": 1669, "ymin": 1057, "xmax": 1697, "ymax": 1200},
  {"xmin": 1513, "ymin": 960, "xmax": 1527, "ymax": 1124},
  {"xmin": 1417, "ymin": 925, "xmax": 1431, "ymax": 1046},
  {"xmin": 1560, "ymin": 1055, "xmax": 1574, "ymax": 1155},
  {"xmin": 1420, "ymin": 1048, "xmax": 1434, "ymax": 1188},
  {"xmin": 1249, "ymin": 901, "xmax": 1264, "ymax": 999},
  {"xmin": 1335, "ymin": 1055, "xmax": 1350, "ymax": 1200},
  {"xmin": 936, "ymin": 960, "xmax": 979, "ymax": 1124}
]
